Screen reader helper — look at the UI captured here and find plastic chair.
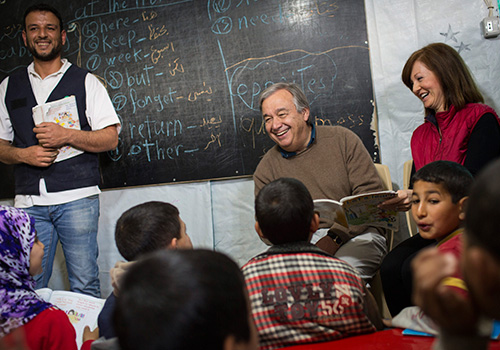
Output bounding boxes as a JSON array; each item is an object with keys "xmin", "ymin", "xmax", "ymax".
[
  {"xmin": 403, "ymin": 160, "xmax": 418, "ymax": 237},
  {"xmin": 374, "ymin": 163, "xmax": 394, "ymax": 250},
  {"xmin": 372, "ymin": 163, "xmax": 393, "ymax": 319}
]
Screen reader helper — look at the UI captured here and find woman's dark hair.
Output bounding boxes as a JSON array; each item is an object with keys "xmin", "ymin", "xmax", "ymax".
[
  {"xmin": 401, "ymin": 43, "xmax": 483, "ymax": 115},
  {"xmin": 114, "ymin": 249, "xmax": 252, "ymax": 350}
]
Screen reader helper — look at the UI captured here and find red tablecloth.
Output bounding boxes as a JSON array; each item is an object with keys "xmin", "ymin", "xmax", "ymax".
[{"xmin": 281, "ymin": 329, "xmax": 500, "ymax": 350}]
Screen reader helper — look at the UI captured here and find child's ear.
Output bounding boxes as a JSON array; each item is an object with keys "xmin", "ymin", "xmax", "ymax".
[
  {"xmin": 255, "ymin": 221, "xmax": 263, "ymax": 238},
  {"xmin": 310, "ymin": 213, "xmax": 320, "ymax": 233},
  {"xmin": 458, "ymin": 196, "xmax": 468, "ymax": 221},
  {"xmin": 223, "ymin": 334, "xmax": 250, "ymax": 350},
  {"xmin": 255, "ymin": 221, "xmax": 272, "ymax": 246},
  {"xmin": 167, "ymin": 238, "xmax": 177, "ymax": 250},
  {"xmin": 223, "ymin": 335, "xmax": 236, "ymax": 350}
]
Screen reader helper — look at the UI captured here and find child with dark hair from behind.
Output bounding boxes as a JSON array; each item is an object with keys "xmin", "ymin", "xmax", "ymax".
[
  {"xmin": 114, "ymin": 249, "xmax": 258, "ymax": 350},
  {"xmin": 242, "ymin": 177, "xmax": 383, "ymax": 350},
  {"xmin": 97, "ymin": 201, "xmax": 192, "ymax": 341},
  {"xmin": 385, "ymin": 160, "xmax": 473, "ymax": 333}
]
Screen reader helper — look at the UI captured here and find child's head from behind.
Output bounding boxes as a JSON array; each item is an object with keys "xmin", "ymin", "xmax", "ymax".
[
  {"xmin": 0, "ymin": 206, "xmax": 44, "ymax": 283},
  {"xmin": 114, "ymin": 249, "xmax": 258, "ymax": 350},
  {"xmin": 115, "ymin": 201, "xmax": 192, "ymax": 261},
  {"xmin": 255, "ymin": 177, "xmax": 318, "ymax": 245},
  {"xmin": 462, "ymin": 159, "xmax": 500, "ymax": 319},
  {"xmin": 410, "ymin": 161, "xmax": 473, "ymax": 240}
]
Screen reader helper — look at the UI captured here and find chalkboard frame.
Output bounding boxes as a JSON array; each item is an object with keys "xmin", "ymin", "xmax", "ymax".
[{"xmin": 0, "ymin": 0, "xmax": 378, "ymax": 199}]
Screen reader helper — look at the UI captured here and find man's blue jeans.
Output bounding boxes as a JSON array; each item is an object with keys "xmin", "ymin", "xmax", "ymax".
[{"xmin": 25, "ymin": 195, "xmax": 101, "ymax": 297}]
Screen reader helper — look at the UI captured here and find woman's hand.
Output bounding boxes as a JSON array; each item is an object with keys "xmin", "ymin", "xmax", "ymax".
[{"xmin": 378, "ymin": 189, "xmax": 412, "ymax": 212}]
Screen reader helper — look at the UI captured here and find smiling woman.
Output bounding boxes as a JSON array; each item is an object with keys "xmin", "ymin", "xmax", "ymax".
[
  {"xmin": 380, "ymin": 42, "xmax": 500, "ymax": 317},
  {"xmin": 401, "ymin": 42, "xmax": 500, "ymax": 175},
  {"xmin": 409, "ymin": 61, "xmax": 446, "ymax": 114}
]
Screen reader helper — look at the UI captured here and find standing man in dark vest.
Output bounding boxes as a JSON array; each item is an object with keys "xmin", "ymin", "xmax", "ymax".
[{"xmin": 0, "ymin": 4, "xmax": 120, "ymax": 297}]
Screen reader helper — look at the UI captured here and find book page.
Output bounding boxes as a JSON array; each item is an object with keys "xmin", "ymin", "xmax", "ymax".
[
  {"xmin": 31, "ymin": 95, "xmax": 84, "ymax": 163},
  {"xmin": 313, "ymin": 199, "xmax": 349, "ymax": 228},
  {"xmin": 339, "ymin": 190, "xmax": 397, "ymax": 203},
  {"xmin": 340, "ymin": 191, "xmax": 399, "ymax": 230},
  {"xmin": 48, "ymin": 291, "xmax": 105, "ymax": 349},
  {"xmin": 35, "ymin": 287, "xmax": 53, "ymax": 302}
]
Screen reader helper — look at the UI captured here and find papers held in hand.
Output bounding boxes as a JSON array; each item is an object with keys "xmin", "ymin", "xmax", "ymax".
[
  {"xmin": 36, "ymin": 288, "xmax": 105, "ymax": 349},
  {"xmin": 32, "ymin": 95, "xmax": 83, "ymax": 162}
]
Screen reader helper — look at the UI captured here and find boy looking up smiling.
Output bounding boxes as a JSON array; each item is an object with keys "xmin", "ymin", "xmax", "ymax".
[
  {"xmin": 411, "ymin": 161, "xmax": 469, "ymax": 242},
  {"xmin": 386, "ymin": 161, "xmax": 473, "ymax": 333}
]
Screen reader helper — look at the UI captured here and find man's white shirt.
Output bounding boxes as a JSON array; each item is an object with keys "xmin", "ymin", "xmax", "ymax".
[{"xmin": 0, "ymin": 59, "xmax": 121, "ymax": 207}]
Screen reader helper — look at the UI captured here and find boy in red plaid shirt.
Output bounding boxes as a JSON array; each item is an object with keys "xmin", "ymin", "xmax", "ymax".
[{"xmin": 242, "ymin": 178, "xmax": 382, "ymax": 350}]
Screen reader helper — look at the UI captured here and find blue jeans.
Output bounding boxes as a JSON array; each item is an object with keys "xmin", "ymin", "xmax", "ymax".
[{"xmin": 25, "ymin": 195, "xmax": 101, "ymax": 297}]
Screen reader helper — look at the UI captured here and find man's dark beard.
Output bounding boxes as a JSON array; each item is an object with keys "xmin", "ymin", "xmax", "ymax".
[{"xmin": 27, "ymin": 39, "xmax": 63, "ymax": 62}]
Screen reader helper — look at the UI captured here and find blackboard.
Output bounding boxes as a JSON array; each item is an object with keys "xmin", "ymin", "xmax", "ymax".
[{"xmin": 0, "ymin": 0, "xmax": 377, "ymax": 198}]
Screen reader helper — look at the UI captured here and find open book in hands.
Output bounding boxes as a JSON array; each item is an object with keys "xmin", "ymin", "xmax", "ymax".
[
  {"xmin": 36, "ymin": 288, "xmax": 105, "ymax": 348},
  {"xmin": 314, "ymin": 190, "xmax": 399, "ymax": 231},
  {"xmin": 32, "ymin": 95, "xmax": 84, "ymax": 162}
]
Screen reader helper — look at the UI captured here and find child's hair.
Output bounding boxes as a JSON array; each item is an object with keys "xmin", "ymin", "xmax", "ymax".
[
  {"xmin": 465, "ymin": 159, "xmax": 500, "ymax": 260},
  {"xmin": 255, "ymin": 177, "xmax": 314, "ymax": 244},
  {"xmin": 114, "ymin": 249, "xmax": 253, "ymax": 350},
  {"xmin": 411, "ymin": 161, "xmax": 473, "ymax": 203},
  {"xmin": 115, "ymin": 201, "xmax": 181, "ymax": 261}
]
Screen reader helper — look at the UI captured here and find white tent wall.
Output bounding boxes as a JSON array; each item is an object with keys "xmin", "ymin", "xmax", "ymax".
[
  {"xmin": 1, "ymin": 0, "xmax": 499, "ymax": 297},
  {"xmin": 366, "ymin": 0, "xmax": 500, "ymax": 246},
  {"xmin": 368, "ymin": 0, "xmax": 500, "ymax": 191}
]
